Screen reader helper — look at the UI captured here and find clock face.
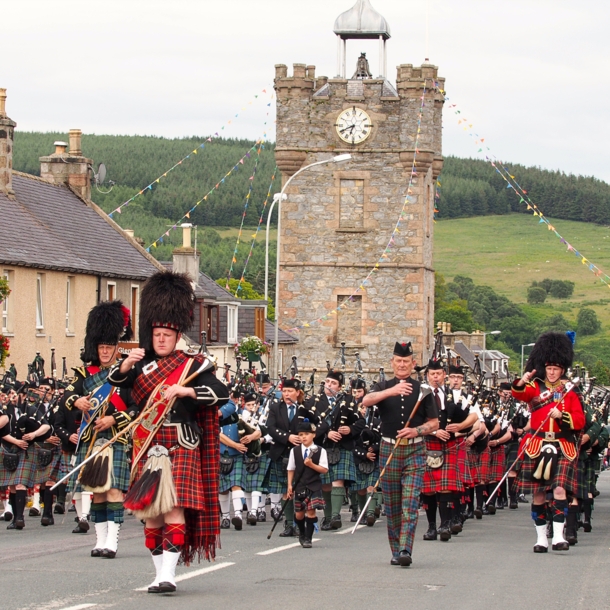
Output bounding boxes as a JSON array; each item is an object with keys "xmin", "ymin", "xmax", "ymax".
[{"xmin": 335, "ymin": 107, "xmax": 373, "ymax": 145}]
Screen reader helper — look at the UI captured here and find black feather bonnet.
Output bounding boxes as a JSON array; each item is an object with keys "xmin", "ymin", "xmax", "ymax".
[
  {"xmin": 82, "ymin": 300, "xmax": 133, "ymax": 364},
  {"xmin": 524, "ymin": 331, "xmax": 574, "ymax": 377}
]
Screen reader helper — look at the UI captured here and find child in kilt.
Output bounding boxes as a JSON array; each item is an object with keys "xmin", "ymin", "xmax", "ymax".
[{"xmin": 287, "ymin": 419, "xmax": 328, "ymax": 548}]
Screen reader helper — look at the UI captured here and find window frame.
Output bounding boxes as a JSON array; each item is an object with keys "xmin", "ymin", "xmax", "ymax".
[
  {"xmin": 36, "ymin": 273, "xmax": 45, "ymax": 331},
  {"xmin": 227, "ymin": 304, "xmax": 238, "ymax": 344}
]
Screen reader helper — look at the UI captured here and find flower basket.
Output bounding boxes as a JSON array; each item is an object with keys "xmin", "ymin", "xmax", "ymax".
[
  {"xmin": 235, "ymin": 336, "xmax": 269, "ymax": 361},
  {"xmin": 0, "ymin": 334, "xmax": 10, "ymax": 370}
]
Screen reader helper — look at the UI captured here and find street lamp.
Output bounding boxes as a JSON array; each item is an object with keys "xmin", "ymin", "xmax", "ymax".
[
  {"xmin": 481, "ymin": 330, "xmax": 501, "ymax": 383},
  {"xmin": 521, "ymin": 342, "xmax": 536, "ymax": 377},
  {"xmin": 265, "ymin": 154, "xmax": 352, "ymax": 376}
]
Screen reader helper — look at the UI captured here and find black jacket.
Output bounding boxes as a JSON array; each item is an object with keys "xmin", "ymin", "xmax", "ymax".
[{"xmin": 266, "ymin": 398, "xmax": 301, "ymax": 462}]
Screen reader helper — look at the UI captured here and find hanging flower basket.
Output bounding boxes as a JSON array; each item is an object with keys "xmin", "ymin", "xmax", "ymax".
[
  {"xmin": 0, "ymin": 334, "xmax": 10, "ymax": 370},
  {"xmin": 235, "ymin": 336, "xmax": 269, "ymax": 361}
]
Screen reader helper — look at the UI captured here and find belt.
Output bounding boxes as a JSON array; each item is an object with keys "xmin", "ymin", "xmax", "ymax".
[
  {"xmin": 535, "ymin": 431, "xmax": 574, "ymax": 441},
  {"xmin": 382, "ymin": 436, "xmax": 423, "ymax": 446}
]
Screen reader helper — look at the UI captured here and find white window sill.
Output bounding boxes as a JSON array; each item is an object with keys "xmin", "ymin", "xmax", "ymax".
[
  {"xmin": 36, "ymin": 333, "xmax": 46, "ymax": 337},
  {"xmin": 2, "ymin": 332, "xmax": 14, "ymax": 337},
  {"xmin": 66, "ymin": 333, "xmax": 76, "ymax": 337}
]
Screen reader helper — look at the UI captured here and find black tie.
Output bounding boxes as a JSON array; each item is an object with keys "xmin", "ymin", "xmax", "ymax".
[{"xmin": 434, "ymin": 388, "xmax": 442, "ymax": 411}]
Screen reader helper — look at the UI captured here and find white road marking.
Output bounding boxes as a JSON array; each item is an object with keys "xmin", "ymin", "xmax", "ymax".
[
  {"xmin": 134, "ymin": 561, "xmax": 235, "ymax": 591},
  {"xmin": 256, "ymin": 538, "xmax": 320, "ymax": 555},
  {"xmin": 57, "ymin": 605, "xmax": 98, "ymax": 610},
  {"xmin": 336, "ymin": 524, "xmax": 364, "ymax": 534}
]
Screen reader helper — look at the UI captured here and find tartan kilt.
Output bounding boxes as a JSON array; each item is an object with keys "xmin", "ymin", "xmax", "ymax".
[
  {"xmin": 573, "ymin": 458, "xmax": 587, "ymax": 500},
  {"xmin": 68, "ymin": 437, "xmax": 131, "ymax": 493},
  {"xmin": 518, "ymin": 451, "xmax": 578, "ymax": 496},
  {"xmin": 219, "ymin": 452, "xmax": 244, "ymax": 493},
  {"xmin": 265, "ymin": 457, "xmax": 288, "ymax": 494},
  {"xmin": 35, "ymin": 445, "xmax": 63, "ymax": 484},
  {"xmin": 505, "ymin": 441, "xmax": 520, "ymax": 467},
  {"xmin": 131, "ymin": 425, "xmax": 205, "ymax": 510},
  {"xmin": 321, "ymin": 447, "xmax": 357, "ymax": 485},
  {"xmin": 241, "ymin": 453, "xmax": 270, "ymax": 493},
  {"xmin": 584, "ymin": 458, "xmax": 596, "ymax": 495},
  {"xmin": 294, "ymin": 489, "xmax": 325, "ymax": 513},
  {"xmin": 422, "ymin": 438, "xmax": 463, "ymax": 494},
  {"xmin": 468, "ymin": 446, "xmax": 491, "ymax": 486},
  {"xmin": 353, "ymin": 461, "xmax": 380, "ymax": 490},
  {"xmin": 488, "ymin": 445, "xmax": 506, "ymax": 482},
  {"xmin": 0, "ymin": 445, "xmax": 37, "ymax": 488},
  {"xmin": 456, "ymin": 439, "xmax": 473, "ymax": 488}
]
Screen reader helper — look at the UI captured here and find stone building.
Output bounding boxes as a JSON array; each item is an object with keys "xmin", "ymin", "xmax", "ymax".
[
  {"xmin": 274, "ymin": 0, "xmax": 444, "ymax": 371},
  {"xmin": 0, "ymin": 89, "xmax": 162, "ymax": 375}
]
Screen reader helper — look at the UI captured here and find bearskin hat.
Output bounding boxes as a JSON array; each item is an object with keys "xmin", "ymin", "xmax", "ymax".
[
  {"xmin": 82, "ymin": 300, "xmax": 133, "ymax": 364},
  {"xmin": 139, "ymin": 271, "xmax": 195, "ymax": 354},
  {"xmin": 524, "ymin": 332, "xmax": 574, "ymax": 376}
]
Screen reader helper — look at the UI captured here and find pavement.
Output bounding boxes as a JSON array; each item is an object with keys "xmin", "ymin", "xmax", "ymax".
[{"xmin": 3, "ymin": 472, "xmax": 610, "ymax": 610}]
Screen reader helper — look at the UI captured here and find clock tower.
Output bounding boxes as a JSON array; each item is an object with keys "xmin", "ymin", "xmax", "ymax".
[{"xmin": 274, "ymin": 0, "xmax": 445, "ymax": 373}]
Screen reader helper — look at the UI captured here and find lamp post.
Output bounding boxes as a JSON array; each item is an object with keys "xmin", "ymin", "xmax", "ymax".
[
  {"xmin": 521, "ymin": 342, "xmax": 536, "ymax": 377},
  {"xmin": 265, "ymin": 154, "xmax": 352, "ymax": 377},
  {"xmin": 481, "ymin": 330, "xmax": 501, "ymax": 384}
]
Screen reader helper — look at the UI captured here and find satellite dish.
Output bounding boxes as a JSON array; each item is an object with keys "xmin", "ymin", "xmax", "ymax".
[{"xmin": 97, "ymin": 163, "xmax": 107, "ymax": 185}]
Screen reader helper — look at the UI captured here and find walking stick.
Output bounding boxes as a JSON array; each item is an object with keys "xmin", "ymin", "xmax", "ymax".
[
  {"xmin": 484, "ymin": 378, "xmax": 580, "ymax": 506},
  {"xmin": 51, "ymin": 357, "xmax": 214, "ymax": 491},
  {"xmin": 351, "ymin": 383, "xmax": 433, "ymax": 534},
  {"xmin": 267, "ymin": 446, "xmax": 319, "ymax": 539}
]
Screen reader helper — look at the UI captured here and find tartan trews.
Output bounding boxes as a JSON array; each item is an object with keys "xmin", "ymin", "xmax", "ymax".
[{"xmin": 379, "ymin": 440, "xmax": 426, "ymax": 557}]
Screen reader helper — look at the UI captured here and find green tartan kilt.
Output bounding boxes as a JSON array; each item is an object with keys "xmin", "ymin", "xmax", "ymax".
[
  {"xmin": 265, "ymin": 457, "xmax": 288, "ymax": 494},
  {"xmin": 321, "ymin": 447, "xmax": 357, "ymax": 485},
  {"xmin": 0, "ymin": 445, "xmax": 37, "ymax": 488},
  {"xmin": 573, "ymin": 458, "xmax": 587, "ymax": 500},
  {"xmin": 241, "ymin": 453, "xmax": 270, "ymax": 492},
  {"xmin": 35, "ymin": 445, "xmax": 63, "ymax": 484},
  {"xmin": 68, "ymin": 438, "xmax": 131, "ymax": 493},
  {"xmin": 353, "ymin": 460, "xmax": 380, "ymax": 489},
  {"xmin": 219, "ymin": 452, "xmax": 245, "ymax": 493},
  {"xmin": 584, "ymin": 458, "xmax": 596, "ymax": 495},
  {"xmin": 505, "ymin": 441, "xmax": 520, "ymax": 466}
]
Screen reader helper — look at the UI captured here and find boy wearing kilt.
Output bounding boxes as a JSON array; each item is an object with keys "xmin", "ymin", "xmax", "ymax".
[
  {"xmin": 512, "ymin": 332, "xmax": 585, "ymax": 553},
  {"xmin": 109, "ymin": 271, "xmax": 229, "ymax": 594},
  {"xmin": 218, "ymin": 392, "xmax": 247, "ymax": 530},
  {"xmin": 287, "ymin": 417, "xmax": 328, "ymax": 548},
  {"xmin": 363, "ymin": 342, "xmax": 439, "ymax": 567},
  {"xmin": 61, "ymin": 301, "xmax": 138, "ymax": 556},
  {"xmin": 0, "ymin": 383, "xmax": 50, "ymax": 530}
]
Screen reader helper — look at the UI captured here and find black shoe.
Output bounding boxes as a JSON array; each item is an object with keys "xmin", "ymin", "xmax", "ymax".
[
  {"xmin": 73, "ymin": 518, "xmax": 89, "ymax": 533},
  {"xmin": 329, "ymin": 514, "xmax": 342, "ymax": 530},
  {"xmin": 91, "ymin": 548, "xmax": 103, "ymax": 557},
  {"xmin": 157, "ymin": 582, "xmax": 176, "ymax": 593},
  {"xmin": 552, "ymin": 541, "xmax": 569, "ymax": 551},
  {"xmin": 29, "ymin": 507, "xmax": 41, "ymax": 517},
  {"xmin": 450, "ymin": 516, "xmax": 463, "ymax": 534},
  {"xmin": 3, "ymin": 510, "xmax": 13, "ymax": 522},
  {"xmin": 300, "ymin": 537, "xmax": 312, "ymax": 549},
  {"xmin": 220, "ymin": 517, "xmax": 230, "ymax": 529},
  {"xmin": 256, "ymin": 509, "xmax": 266, "ymax": 522},
  {"xmin": 7, "ymin": 521, "xmax": 16, "ymax": 530},
  {"xmin": 350, "ymin": 510, "xmax": 360, "ymax": 523},
  {"xmin": 487, "ymin": 504, "xmax": 496, "ymax": 515},
  {"xmin": 68, "ymin": 504, "xmax": 76, "ymax": 512},
  {"xmin": 439, "ymin": 522, "xmax": 452, "ymax": 542},
  {"xmin": 246, "ymin": 511, "xmax": 257, "ymax": 526},
  {"xmin": 509, "ymin": 501, "xmax": 518, "ymax": 509},
  {"xmin": 147, "ymin": 586, "xmax": 161, "ymax": 594},
  {"xmin": 374, "ymin": 505, "xmax": 382, "ymax": 518},
  {"xmin": 101, "ymin": 549, "xmax": 117, "ymax": 558},
  {"xmin": 232, "ymin": 516, "xmax": 243, "ymax": 531},
  {"xmin": 320, "ymin": 517, "xmax": 332, "ymax": 531},
  {"xmin": 583, "ymin": 521, "xmax": 592, "ymax": 533},
  {"xmin": 465, "ymin": 509, "xmax": 474, "ymax": 520},
  {"xmin": 14, "ymin": 518, "xmax": 25, "ymax": 530},
  {"xmin": 397, "ymin": 550, "xmax": 412, "ymax": 567},
  {"xmin": 53, "ymin": 503, "xmax": 65, "ymax": 515},
  {"xmin": 422, "ymin": 524, "xmax": 437, "ymax": 540},
  {"xmin": 41, "ymin": 515, "xmax": 54, "ymax": 526},
  {"xmin": 390, "ymin": 556, "xmax": 400, "ymax": 566},
  {"xmin": 366, "ymin": 513, "xmax": 376, "ymax": 527},
  {"xmin": 496, "ymin": 500, "xmax": 505, "ymax": 510},
  {"xmin": 533, "ymin": 544, "xmax": 548, "ymax": 553},
  {"xmin": 474, "ymin": 508, "xmax": 483, "ymax": 519},
  {"xmin": 565, "ymin": 528, "xmax": 578, "ymax": 546},
  {"xmin": 518, "ymin": 494, "xmax": 528, "ymax": 503},
  {"xmin": 279, "ymin": 524, "xmax": 296, "ymax": 537},
  {"xmin": 482, "ymin": 505, "xmax": 490, "ymax": 515}
]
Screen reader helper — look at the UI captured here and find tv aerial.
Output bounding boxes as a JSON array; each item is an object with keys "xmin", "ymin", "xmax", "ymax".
[{"xmin": 92, "ymin": 162, "xmax": 116, "ymax": 194}]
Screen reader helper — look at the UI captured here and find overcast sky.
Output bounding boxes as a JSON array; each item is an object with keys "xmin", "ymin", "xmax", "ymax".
[{"xmin": 4, "ymin": 0, "xmax": 609, "ymax": 181}]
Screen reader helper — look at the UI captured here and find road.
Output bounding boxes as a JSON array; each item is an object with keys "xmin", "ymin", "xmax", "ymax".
[{"xmin": 3, "ymin": 473, "xmax": 610, "ymax": 610}]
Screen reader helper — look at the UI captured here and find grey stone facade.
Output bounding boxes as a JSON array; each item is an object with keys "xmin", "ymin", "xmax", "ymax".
[{"xmin": 274, "ymin": 62, "xmax": 444, "ymax": 371}]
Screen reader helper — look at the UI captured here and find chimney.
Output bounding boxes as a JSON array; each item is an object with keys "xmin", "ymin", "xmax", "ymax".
[
  {"xmin": 39, "ymin": 128, "xmax": 93, "ymax": 201},
  {"xmin": 172, "ymin": 223, "xmax": 200, "ymax": 285},
  {"xmin": 0, "ymin": 88, "xmax": 17, "ymax": 198},
  {"xmin": 123, "ymin": 228, "xmax": 135, "ymax": 239}
]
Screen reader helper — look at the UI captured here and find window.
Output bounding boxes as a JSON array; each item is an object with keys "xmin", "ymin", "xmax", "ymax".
[
  {"xmin": 130, "ymin": 285, "xmax": 139, "ymax": 338},
  {"xmin": 36, "ymin": 273, "xmax": 45, "ymax": 331},
  {"xmin": 255, "ymin": 307, "xmax": 266, "ymax": 341},
  {"xmin": 66, "ymin": 276, "xmax": 75, "ymax": 333},
  {"xmin": 107, "ymin": 282, "xmax": 116, "ymax": 301},
  {"xmin": 339, "ymin": 179, "xmax": 364, "ymax": 229},
  {"xmin": 491, "ymin": 359, "xmax": 499, "ymax": 373},
  {"xmin": 336, "ymin": 295, "xmax": 362, "ymax": 346},
  {"xmin": 2, "ymin": 270, "xmax": 12, "ymax": 333},
  {"xmin": 203, "ymin": 304, "xmax": 219, "ymax": 343},
  {"xmin": 227, "ymin": 305, "xmax": 238, "ymax": 344}
]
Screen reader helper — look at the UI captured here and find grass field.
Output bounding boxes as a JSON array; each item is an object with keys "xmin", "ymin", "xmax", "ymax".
[{"xmin": 434, "ymin": 213, "xmax": 610, "ymax": 356}]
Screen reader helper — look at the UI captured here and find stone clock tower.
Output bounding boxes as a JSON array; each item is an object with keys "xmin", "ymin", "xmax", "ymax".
[{"xmin": 274, "ymin": 0, "xmax": 444, "ymax": 372}]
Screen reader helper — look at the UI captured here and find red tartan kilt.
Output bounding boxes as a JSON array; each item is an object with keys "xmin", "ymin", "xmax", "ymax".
[
  {"xmin": 518, "ymin": 452, "xmax": 578, "ymax": 496},
  {"xmin": 468, "ymin": 447, "xmax": 490, "ymax": 486},
  {"xmin": 488, "ymin": 445, "xmax": 506, "ymax": 482},
  {"xmin": 457, "ymin": 439, "xmax": 473, "ymax": 488},
  {"xmin": 422, "ymin": 438, "xmax": 463, "ymax": 494},
  {"xmin": 132, "ymin": 425, "xmax": 205, "ymax": 511}
]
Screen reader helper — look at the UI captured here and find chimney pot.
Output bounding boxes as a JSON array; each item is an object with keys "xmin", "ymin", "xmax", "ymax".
[
  {"xmin": 69, "ymin": 129, "xmax": 82, "ymax": 156},
  {"xmin": 181, "ymin": 223, "xmax": 192, "ymax": 249},
  {"xmin": 123, "ymin": 228, "xmax": 135, "ymax": 238},
  {"xmin": 54, "ymin": 141, "xmax": 68, "ymax": 155},
  {"xmin": 0, "ymin": 88, "xmax": 6, "ymax": 118},
  {"xmin": 0, "ymin": 88, "xmax": 16, "ymax": 197}
]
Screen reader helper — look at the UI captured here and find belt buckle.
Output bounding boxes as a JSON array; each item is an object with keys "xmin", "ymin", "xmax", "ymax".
[{"xmin": 544, "ymin": 431, "xmax": 555, "ymax": 441}]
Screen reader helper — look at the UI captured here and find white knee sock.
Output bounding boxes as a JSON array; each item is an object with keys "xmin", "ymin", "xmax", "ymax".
[
  {"xmin": 149, "ymin": 553, "xmax": 164, "ymax": 588},
  {"xmin": 105, "ymin": 522, "xmax": 121, "ymax": 552},
  {"xmin": 270, "ymin": 493, "xmax": 282, "ymax": 508},
  {"xmin": 232, "ymin": 490, "xmax": 245, "ymax": 516},
  {"xmin": 81, "ymin": 492, "xmax": 92, "ymax": 518},
  {"xmin": 73, "ymin": 492, "xmax": 83, "ymax": 519},
  {"xmin": 219, "ymin": 493, "xmax": 231, "ymax": 517},
  {"xmin": 31, "ymin": 491, "xmax": 40, "ymax": 510},
  {"xmin": 159, "ymin": 550, "xmax": 180, "ymax": 587},
  {"xmin": 244, "ymin": 492, "xmax": 252, "ymax": 511},
  {"xmin": 251, "ymin": 491, "xmax": 262, "ymax": 512},
  {"xmin": 94, "ymin": 522, "xmax": 108, "ymax": 550}
]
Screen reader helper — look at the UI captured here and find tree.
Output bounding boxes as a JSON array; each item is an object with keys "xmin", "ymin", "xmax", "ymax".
[
  {"xmin": 537, "ymin": 314, "xmax": 570, "ymax": 334},
  {"xmin": 589, "ymin": 359, "xmax": 610, "ymax": 385},
  {"xmin": 527, "ymin": 286, "xmax": 547, "ymax": 304},
  {"xmin": 435, "ymin": 301, "xmax": 474, "ymax": 332},
  {"xmin": 577, "ymin": 308, "xmax": 601, "ymax": 336},
  {"xmin": 216, "ymin": 278, "xmax": 275, "ymax": 320},
  {"xmin": 548, "ymin": 280, "xmax": 575, "ymax": 299},
  {"xmin": 435, "ymin": 272, "xmax": 448, "ymax": 310}
]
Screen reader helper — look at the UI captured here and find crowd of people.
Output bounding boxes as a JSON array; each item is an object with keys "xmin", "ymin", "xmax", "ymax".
[{"xmin": 1, "ymin": 269, "xmax": 608, "ymax": 593}]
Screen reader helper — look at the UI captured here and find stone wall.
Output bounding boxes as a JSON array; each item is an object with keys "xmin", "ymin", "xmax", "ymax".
[{"xmin": 274, "ymin": 62, "xmax": 444, "ymax": 370}]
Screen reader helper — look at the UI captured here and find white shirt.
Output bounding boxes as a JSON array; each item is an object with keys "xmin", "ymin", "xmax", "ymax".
[{"xmin": 287, "ymin": 443, "xmax": 329, "ymax": 471}]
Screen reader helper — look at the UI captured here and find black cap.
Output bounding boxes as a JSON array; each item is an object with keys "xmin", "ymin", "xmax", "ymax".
[
  {"xmin": 297, "ymin": 418, "xmax": 317, "ymax": 433},
  {"xmin": 448, "ymin": 365, "xmax": 464, "ymax": 376},
  {"xmin": 326, "ymin": 370, "xmax": 344, "ymax": 386},
  {"xmin": 427, "ymin": 359, "xmax": 444, "ymax": 371},
  {"xmin": 282, "ymin": 378, "xmax": 301, "ymax": 390},
  {"xmin": 499, "ymin": 382, "xmax": 512, "ymax": 391},
  {"xmin": 351, "ymin": 378, "xmax": 367, "ymax": 390},
  {"xmin": 256, "ymin": 373, "xmax": 271, "ymax": 385},
  {"xmin": 243, "ymin": 392, "xmax": 257, "ymax": 403},
  {"xmin": 393, "ymin": 342, "xmax": 413, "ymax": 357}
]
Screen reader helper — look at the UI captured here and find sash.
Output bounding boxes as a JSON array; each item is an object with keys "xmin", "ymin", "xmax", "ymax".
[
  {"xmin": 130, "ymin": 358, "xmax": 192, "ymax": 475},
  {"xmin": 76, "ymin": 381, "xmax": 114, "ymax": 451},
  {"xmin": 82, "ymin": 366, "xmax": 110, "ymax": 395}
]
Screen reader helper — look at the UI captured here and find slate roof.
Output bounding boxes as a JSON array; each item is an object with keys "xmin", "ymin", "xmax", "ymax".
[
  {"xmin": 263, "ymin": 320, "xmax": 298, "ymax": 344},
  {"xmin": 0, "ymin": 172, "xmax": 161, "ymax": 279}
]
